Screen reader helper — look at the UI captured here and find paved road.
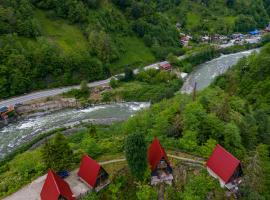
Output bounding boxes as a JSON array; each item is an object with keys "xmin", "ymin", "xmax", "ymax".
[
  {"xmin": 0, "ymin": 53, "xmax": 191, "ymax": 108},
  {"xmin": 0, "ymin": 78, "xmax": 111, "ymax": 108},
  {"xmin": 0, "ymin": 60, "xmax": 167, "ymax": 108}
]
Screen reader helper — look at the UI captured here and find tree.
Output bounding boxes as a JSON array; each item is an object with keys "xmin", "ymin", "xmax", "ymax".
[
  {"xmin": 200, "ymin": 138, "xmax": 217, "ymax": 158},
  {"xmin": 88, "ymin": 30, "xmax": 119, "ymax": 62},
  {"xmin": 179, "ymin": 130, "xmax": 199, "ymax": 152},
  {"xmin": 167, "ymin": 53, "xmax": 179, "ymax": 66},
  {"xmin": 41, "ymin": 133, "xmax": 73, "ymax": 172},
  {"xmin": 235, "ymin": 15, "xmax": 256, "ymax": 32},
  {"xmin": 125, "ymin": 133, "xmax": 147, "ymax": 180},
  {"xmin": 83, "ymin": 0, "xmax": 101, "ymax": 8},
  {"xmin": 68, "ymin": 1, "xmax": 87, "ymax": 23},
  {"xmin": 80, "ymin": 80, "xmax": 90, "ymax": 95},
  {"xmin": 87, "ymin": 124, "xmax": 97, "ymax": 137},
  {"xmin": 181, "ymin": 172, "xmax": 218, "ymax": 200},
  {"xmin": 223, "ymin": 123, "xmax": 245, "ymax": 158},
  {"xmin": 110, "ymin": 78, "xmax": 119, "ymax": 88},
  {"xmin": 241, "ymin": 144, "xmax": 270, "ymax": 199},
  {"xmin": 124, "ymin": 66, "xmax": 134, "ymax": 81},
  {"xmin": 81, "ymin": 136, "xmax": 102, "ymax": 158}
]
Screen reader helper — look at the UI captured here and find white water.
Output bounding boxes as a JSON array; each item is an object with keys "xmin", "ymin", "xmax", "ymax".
[
  {"xmin": 181, "ymin": 49, "xmax": 260, "ymax": 93},
  {"xmin": 0, "ymin": 102, "xmax": 150, "ymax": 158}
]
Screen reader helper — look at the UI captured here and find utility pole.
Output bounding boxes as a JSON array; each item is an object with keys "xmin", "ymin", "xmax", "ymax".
[{"xmin": 192, "ymin": 82, "xmax": 197, "ymax": 101}]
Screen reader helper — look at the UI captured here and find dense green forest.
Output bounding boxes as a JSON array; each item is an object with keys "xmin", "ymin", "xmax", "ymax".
[{"xmin": 1, "ymin": 0, "xmax": 270, "ymax": 98}]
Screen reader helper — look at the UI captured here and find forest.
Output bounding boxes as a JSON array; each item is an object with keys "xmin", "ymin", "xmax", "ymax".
[
  {"xmin": 1, "ymin": 0, "xmax": 270, "ymax": 98},
  {"xmin": 0, "ymin": 43, "xmax": 270, "ymax": 200}
]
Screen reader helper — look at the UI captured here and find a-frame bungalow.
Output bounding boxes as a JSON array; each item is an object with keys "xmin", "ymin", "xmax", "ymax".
[
  {"xmin": 148, "ymin": 138, "xmax": 173, "ymax": 185},
  {"xmin": 40, "ymin": 169, "xmax": 75, "ymax": 200},
  {"xmin": 77, "ymin": 155, "xmax": 110, "ymax": 192},
  {"xmin": 206, "ymin": 144, "xmax": 243, "ymax": 190}
]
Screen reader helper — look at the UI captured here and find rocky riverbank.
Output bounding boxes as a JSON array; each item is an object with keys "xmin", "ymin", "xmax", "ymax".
[{"xmin": 15, "ymin": 98, "xmax": 81, "ymax": 116}]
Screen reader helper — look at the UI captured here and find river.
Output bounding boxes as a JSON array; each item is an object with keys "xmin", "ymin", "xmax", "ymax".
[
  {"xmin": 181, "ymin": 49, "xmax": 260, "ymax": 93},
  {"xmin": 0, "ymin": 102, "xmax": 150, "ymax": 159},
  {"xmin": 0, "ymin": 48, "xmax": 260, "ymax": 159}
]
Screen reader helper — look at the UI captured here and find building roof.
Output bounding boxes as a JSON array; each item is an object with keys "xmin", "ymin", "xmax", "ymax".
[
  {"xmin": 148, "ymin": 138, "xmax": 170, "ymax": 171},
  {"xmin": 249, "ymin": 29, "xmax": 260, "ymax": 35},
  {"xmin": 160, "ymin": 62, "xmax": 172, "ymax": 70},
  {"xmin": 40, "ymin": 170, "xmax": 75, "ymax": 200},
  {"xmin": 77, "ymin": 155, "xmax": 101, "ymax": 188},
  {"xmin": 206, "ymin": 144, "xmax": 240, "ymax": 183}
]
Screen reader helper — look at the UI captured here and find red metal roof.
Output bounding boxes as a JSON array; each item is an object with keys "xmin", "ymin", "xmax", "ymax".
[
  {"xmin": 148, "ymin": 138, "xmax": 170, "ymax": 171},
  {"xmin": 206, "ymin": 144, "xmax": 240, "ymax": 183},
  {"xmin": 160, "ymin": 62, "xmax": 172, "ymax": 70},
  {"xmin": 77, "ymin": 155, "xmax": 101, "ymax": 188},
  {"xmin": 40, "ymin": 170, "xmax": 75, "ymax": 200}
]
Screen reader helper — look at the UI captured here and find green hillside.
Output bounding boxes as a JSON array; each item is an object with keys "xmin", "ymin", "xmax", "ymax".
[
  {"xmin": 0, "ymin": 0, "xmax": 270, "ymax": 98},
  {"xmin": 35, "ymin": 10, "xmax": 89, "ymax": 54}
]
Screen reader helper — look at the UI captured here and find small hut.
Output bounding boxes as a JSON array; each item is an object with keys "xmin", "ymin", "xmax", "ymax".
[
  {"xmin": 77, "ymin": 155, "xmax": 110, "ymax": 192},
  {"xmin": 159, "ymin": 61, "xmax": 172, "ymax": 71},
  {"xmin": 206, "ymin": 144, "xmax": 243, "ymax": 191},
  {"xmin": 148, "ymin": 138, "xmax": 173, "ymax": 185},
  {"xmin": 40, "ymin": 170, "xmax": 75, "ymax": 200}
]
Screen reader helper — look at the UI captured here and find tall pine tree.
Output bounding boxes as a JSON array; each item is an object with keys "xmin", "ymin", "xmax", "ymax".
[
  {"xmin": 41, "ymin": 133, "xmax": 73, "ymax": 172},
  {"xmin": 125, "ymin": 133, "xmax": 147, "ymax": 180}
]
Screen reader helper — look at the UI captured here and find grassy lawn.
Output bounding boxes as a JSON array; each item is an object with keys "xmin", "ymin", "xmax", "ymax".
[
  {"xmin": 111, "ymin": 36, "xmax": 156, "ymax": 72},
  {"xmin": 35, "ymin": 10, "xmax": 89, "ymax": 54}
]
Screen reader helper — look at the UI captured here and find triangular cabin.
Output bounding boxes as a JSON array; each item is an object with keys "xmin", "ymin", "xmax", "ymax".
[
  {"xmin": 148, "ymin": 138, "xmax": 173, "ymax": 185},
  {"xmin": 77, "ymin": 155, "xmax": 110, "ymax": 192},
  {"xmin": 206, "ymin": 144, "xmax": 243, "ymax": 190},
  {"xmin": 40, "ymin": 170, "xmax": 75, "ymax": 200}
]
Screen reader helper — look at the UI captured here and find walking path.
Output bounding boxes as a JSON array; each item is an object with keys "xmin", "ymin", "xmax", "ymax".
[
  {"xmin": 168, "ymin": 154, "xmax": 205, "ymax": 165},
  {"xmin": 4, "ymin": 154, "xmax": 204, "ymax": 200}
]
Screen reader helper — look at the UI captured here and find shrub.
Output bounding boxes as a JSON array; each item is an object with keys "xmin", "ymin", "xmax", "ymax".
[
  {"xmin": 261, "ymin": 33, "xmax": 270, "ymax": 45},
  {"xmin": 110, "ymin": 78, "xmax": 119, "ymax": 88}
]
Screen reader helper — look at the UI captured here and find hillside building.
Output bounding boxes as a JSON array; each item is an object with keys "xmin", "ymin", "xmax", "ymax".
[
  {"xmin": 40, "ymin": 170, "xmax": 75, "ymax": 200},
  {"xmin": 77, "ymin": 155, "xmax": 110, "ymax": 192},
  {"xmin": 206, "ymin": 144, "xmax": 243, "ymax": 191},
  {"xmin": 148, "ymin": 138, "xmax": 173, "ymax": 185}
]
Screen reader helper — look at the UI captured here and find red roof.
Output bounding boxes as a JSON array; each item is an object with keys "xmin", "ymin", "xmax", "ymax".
[
  {"xmin": 160, "ymin": 62, "xmax": 172, "ymax": 70},
  {"xmin": 206, "ymin": 144, "xmax": 240, "ymax": 183},
  {"xmin": 148, "ymin": 138, "xmax": 170, "ymax": 171},
  {"xmin": 77, "ymin": 155, "xmax": 101, "ymax": 188},
  {"xmin": 40, "ymin": 170, "xmax": 75, "ymax": 200}
]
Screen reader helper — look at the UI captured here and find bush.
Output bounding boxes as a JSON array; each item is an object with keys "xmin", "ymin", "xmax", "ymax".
[
  {"xmin": 81, "ymin": 136, "xmax": 103, "ymax": 158},
  {"xmin": 136, "ymin": 184, "xmax": 158, "ymax": 200},
  {"xmin": 110, "ymin": 78, "xmax": 119, "ymax": 88},
  {"xmin": 261, "ymin": 33, "xmax": 270, "ymax": 45},
  {"xmin": 63, "ymin": 80, "xmax": 90, "ymax": 100},
  {"xmin": 124, "ymin": 66, "xmax": 134, "ymax": 81}
]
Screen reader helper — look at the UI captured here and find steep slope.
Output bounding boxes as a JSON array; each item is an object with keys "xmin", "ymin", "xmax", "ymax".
[{"xmin": 0, "ymin": 0, "xmax": 270, "ymax": 98}]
